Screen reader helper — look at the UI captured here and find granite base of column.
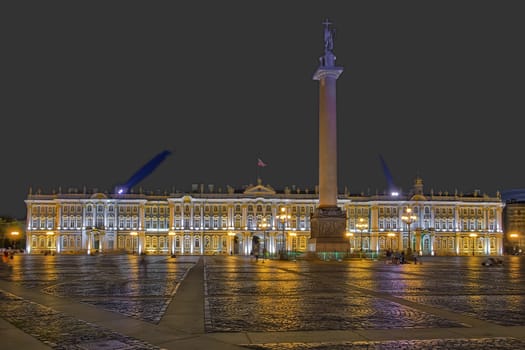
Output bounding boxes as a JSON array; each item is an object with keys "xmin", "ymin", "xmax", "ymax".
[{"xmin": 307, "ymin": 207, "xmax": 349, "ymax": 258}]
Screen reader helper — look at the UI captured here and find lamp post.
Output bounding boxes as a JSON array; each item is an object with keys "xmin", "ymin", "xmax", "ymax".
[
  {"xmin": 355, "ymin": 217, "xmax": 368, "ymax": 253},
  {"xmin": 469, "ymin": 233, "xmax": 477, "ymax": 256},
  {"xmin": 228, "ymin": 231, "xmax": 235, "ymax": 255},
  {"xmin": 46, "ymin": 231, "xmax": 55, "ymax": 255},
  {"xmin": 168, "ymin": 231, "xmax": 176, "ymax": 257},
  {"xmin": 401, "ymin": 207, "xmax": 417, "ymax": 257},
  {"xmin": 289, "ymin": 232, "xmax": 297, "ymax": 261},
  {"xmin": 130, "ymin": 231, "xmax": 137, "ymax": 255},
  {"xmin": 346, "ymin": 232, "xmax": 354, "ymax": 253},
  {"xmin": 258, "ymin": 218, "xmax": 269, "ymax": 262},
  {"xmin": 10, "ymin": 231, "xmax": 19, "ymax": 250},
  {"xmin": 387, "ymin": 232, "xmax": 395, "ymax": 251},
  {"xmin": 279, "ymin": 207, "xmax": 291, "ymax": 259},
  {"xmin": 509, "ymin": 232, "xmax": 521, "ymax": 255}
]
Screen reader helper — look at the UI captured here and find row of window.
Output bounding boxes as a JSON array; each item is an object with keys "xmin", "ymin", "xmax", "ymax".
[{"xmin": 32, "ymin": 204, "xmax": 498, "ymax": 219}]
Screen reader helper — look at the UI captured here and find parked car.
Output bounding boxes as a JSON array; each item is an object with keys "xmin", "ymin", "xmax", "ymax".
[{"xmin": 481, "ymin": 257, "xmax": 503, "ymax": 266}]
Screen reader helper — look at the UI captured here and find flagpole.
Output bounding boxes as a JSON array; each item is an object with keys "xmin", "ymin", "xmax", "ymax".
[{"xmin": 256, "ymin": 157, "xmax": 267, "ymax": 183}]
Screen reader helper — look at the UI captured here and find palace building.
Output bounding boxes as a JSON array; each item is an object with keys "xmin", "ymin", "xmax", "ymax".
[{"xmin": 24, "ymin": 177, "xmax": 504, "ymax": 257}]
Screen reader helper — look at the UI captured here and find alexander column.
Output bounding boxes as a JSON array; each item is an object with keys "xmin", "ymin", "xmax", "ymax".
[{"xmin": 309, "ymin": 19, "xmax": 349, "ymax": 256}]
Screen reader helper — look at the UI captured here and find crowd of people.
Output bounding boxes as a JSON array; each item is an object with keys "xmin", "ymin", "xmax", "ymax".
[{"xmin": 385, "ymin": 249, "xmax": 422, "ymax": 264}]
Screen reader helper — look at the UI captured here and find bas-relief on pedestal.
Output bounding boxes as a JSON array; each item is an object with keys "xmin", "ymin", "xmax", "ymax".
[{"xmin": 309, "ymin": 207, "xmax": 349, "ymax": 254}]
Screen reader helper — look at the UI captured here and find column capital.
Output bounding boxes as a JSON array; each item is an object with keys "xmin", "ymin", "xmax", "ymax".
[{"xmin": 313, "ymin": 66, "xmax": 343, "ymax": 81}]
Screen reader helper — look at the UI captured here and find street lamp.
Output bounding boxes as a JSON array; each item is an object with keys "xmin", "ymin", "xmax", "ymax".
[
  {"xmin": 346, "ymin": 232, "xmax": 354, "ymax": 253},
  {"xmin": 130, "ymin": 231, "xmax": 137, "ymax": 255},
  {"xmin": 289, "ymin": 232, "xmax": 297, "ymax": 261},
  {"xmin": 401, "ymin": 207, "xmax": 417, "ymax": 257},
  {"xmin": 45, "ymin": 231, "xmax": 54, "ymax": 255},
  {"xmin": 509, "ymin": 233, "xmax": 520, "ymax": 255},
  {"xmin": 355, "ymin": 218, "xmax": 368, "ymax": 252},
  {"xmin": 387, "ymin": 232, "xmax": 396, "ymax": 251},
  {"xmin": 279, "ymin": 207, "xmax": 291, "ymax": 258},
  {"xmin": 168, "ymin": 231, "xmax": 176, "ymax": 257},
  {"xmin": 258, "ymin": 218, "xmax": 269, "ymax": 262},
  {"xmin": 228, "ymin": 231, "xmax": 235, "ymax": 255},
  {"xmin": 10, "ymin": 231, "xmax": 19, "ymax": 249},
  {"xmin": 469, "ymin": 233, "xmax": 477, "ymax": 256}
]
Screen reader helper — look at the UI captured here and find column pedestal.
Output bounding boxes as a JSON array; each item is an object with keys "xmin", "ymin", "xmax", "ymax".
[{"xmin": 308, "ymin": 207, "xmax": 349, "ymax": 258}]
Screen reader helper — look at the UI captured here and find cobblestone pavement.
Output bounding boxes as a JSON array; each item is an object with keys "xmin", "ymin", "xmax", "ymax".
[
  {"xmin": 1, "ymin": 289, "xmax": 161, "ymax": 350},
  {"xmin": 241, "ymin": 337, "xmax": 525, "ymax": 350},
  {"xmin": 1, "ymin": 254, "xmax": 525, "ymax": 349}
]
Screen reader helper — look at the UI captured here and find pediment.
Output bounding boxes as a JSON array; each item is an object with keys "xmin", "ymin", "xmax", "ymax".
[
  {"xmin": 90, "ymin": 193, "xmax": 108, "ymax": 199},
  {"xmin": 244, "ymin": 181, "xmax": 276, "ymax": 195},
  {"xmin": 410, "ymin": 193, "xmax": 427, "ymax": 201}
]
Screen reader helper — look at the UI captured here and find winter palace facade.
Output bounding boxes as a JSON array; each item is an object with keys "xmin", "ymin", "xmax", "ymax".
[{"xmin": 24, "ymin": 177, "xmax": 505, "ymax": 257}]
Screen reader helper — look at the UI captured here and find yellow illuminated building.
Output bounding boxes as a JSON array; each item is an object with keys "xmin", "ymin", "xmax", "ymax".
[{"xmin": 24, "ymin": 177, "xmax": 504, "ymax": 257}]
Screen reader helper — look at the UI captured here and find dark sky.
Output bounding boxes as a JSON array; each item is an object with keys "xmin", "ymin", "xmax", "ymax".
[{"xmin": 2, "ymin": 1, "xmax": 525, "ymax": 219}]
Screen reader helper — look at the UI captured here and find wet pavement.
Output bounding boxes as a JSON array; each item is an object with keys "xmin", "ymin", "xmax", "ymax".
[{"xmin": 1, "ymin": 254, "xmax": 525, "ymax": 349}]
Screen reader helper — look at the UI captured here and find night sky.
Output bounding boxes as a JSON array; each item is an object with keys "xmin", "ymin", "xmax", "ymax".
[{"xmin": 2, "ymin": 1, "xmax": 525, "ymax": 219}]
